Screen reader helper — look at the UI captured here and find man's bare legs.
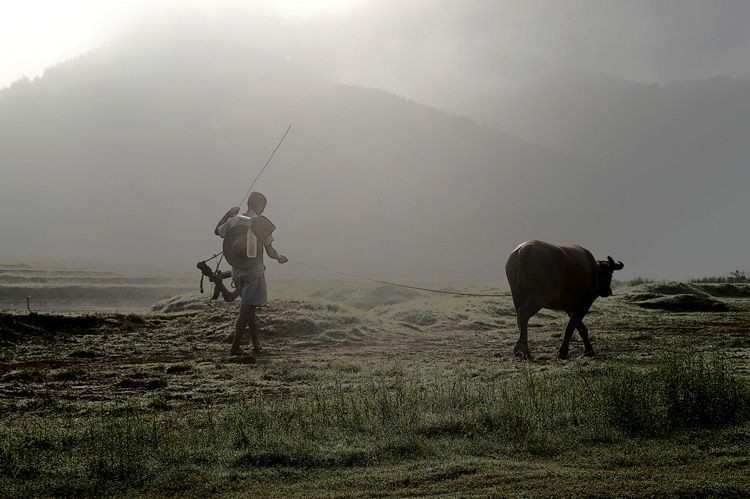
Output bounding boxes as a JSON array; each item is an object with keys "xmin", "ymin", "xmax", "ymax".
[
  {"xmin": 247, "ymin": 306, "xmax": 262, "ymax": 353},
  {"xmin": 231, "ymin": 304, "xmax": 261, "ymax": 355}
]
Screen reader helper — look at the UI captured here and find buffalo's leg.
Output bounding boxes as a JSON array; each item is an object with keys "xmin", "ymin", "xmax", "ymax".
[
  {"xmin": 576, "ymin": 321, "xmax": 595, "ymax": 356},
  {"xmin": 558, "ymin": 313, "xmax": 583, "ymax": 359},
  {"xmin": 514, "ymin": 299, "xmax": 544, "ymax": 359},
  {"xmin": 231, "ymin": 304, "xmax": 254, "ymax": 355}
]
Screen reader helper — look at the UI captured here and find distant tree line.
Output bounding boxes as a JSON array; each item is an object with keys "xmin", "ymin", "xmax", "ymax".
[
  {"xmin": 690, "ymin": 271, "xmax": 748, "ymax": 283},
  {"xmin": 613, "ymin": 271, "xmax": 748, "ymax": 288}
]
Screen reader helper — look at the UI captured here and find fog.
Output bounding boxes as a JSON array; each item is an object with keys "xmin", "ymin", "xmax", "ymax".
[{"xmin": 1, "ymin": 1, "xmax": 748, "ymax": 280}]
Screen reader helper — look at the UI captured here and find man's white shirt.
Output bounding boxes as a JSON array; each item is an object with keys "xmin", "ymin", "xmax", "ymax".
[{"xmin": 217, "ymin": 210, "xmax": 274, "ymax": 246}]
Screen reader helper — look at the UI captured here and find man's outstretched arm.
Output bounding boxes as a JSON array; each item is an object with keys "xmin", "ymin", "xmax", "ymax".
[
  {"xmin": 215, "ymin": 207, "xmax": 240, "ymax": 236},
  {"xmin": 264, "ymin": 243, "xmax": 288, "ymax": 263}
]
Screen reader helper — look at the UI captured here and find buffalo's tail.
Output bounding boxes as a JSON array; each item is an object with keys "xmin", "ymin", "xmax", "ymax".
[{"xmin": 505, "ymin": 249, "xmax": 524, "ymax": 312}]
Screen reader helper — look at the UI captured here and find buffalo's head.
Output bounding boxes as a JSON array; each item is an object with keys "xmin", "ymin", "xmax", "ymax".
[{"xmin": 597, "ymin": 256, "xmax": 624, "ymax": 297}]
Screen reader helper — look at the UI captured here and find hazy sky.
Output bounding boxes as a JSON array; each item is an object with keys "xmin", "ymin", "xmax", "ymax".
[
  {"xmin": 0, "ymin": 0, "xmax": 364, "ymax": 88},
  {"xmin": 3, "ymin": 0, "xmax": 750, "ymax": 96}
]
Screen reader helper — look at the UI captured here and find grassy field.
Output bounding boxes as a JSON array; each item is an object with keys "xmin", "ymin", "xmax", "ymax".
[{"xmin": 1, "ymin": 279, "xmax": 749, "ymax": 496}]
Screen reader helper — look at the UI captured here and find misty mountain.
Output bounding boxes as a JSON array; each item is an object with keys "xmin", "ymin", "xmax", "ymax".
[
  {"xmin": 472, "ymin": 72, "xmax": 750, "ymax": 277},
  {"xmin": 0, "ymin": 37, "xmax": 746, "ymax": 279},
  {"xmin": 0, "ymin": 35, "xmax": 592, "ymax": 281},
  {"xmin": 486, "ymin": 72, "xmax": 750, "ymax": 168}
]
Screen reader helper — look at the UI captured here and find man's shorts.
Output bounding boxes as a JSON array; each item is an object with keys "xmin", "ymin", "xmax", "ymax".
[{"xmin": 236, "ymin": 275, "xmax": 268, "ymax": 306}]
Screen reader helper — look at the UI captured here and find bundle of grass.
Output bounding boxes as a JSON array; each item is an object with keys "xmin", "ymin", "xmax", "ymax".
[
  {"xmin": 311, "ymin": 285, "xmax": 424, "ymax": 310},
  {"xmin": 693, "ymin": 283, "xmax": 750, "ymax": 298},
  {"xmin": 619, "ymin": 281, "xmax": 709, "ymax": 305},
  {"xmin": 646, "ymin": 282, "xmax": 709, "ymax": 296},
  {"xmin": 151, "ymin": 292, "xmax": 232, "ymax": 313},
  {"xmin": 635, "ymin": 294, "xmax": 730, "ymax": 312}
]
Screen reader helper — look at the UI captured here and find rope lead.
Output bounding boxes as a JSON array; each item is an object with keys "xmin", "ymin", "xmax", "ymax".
[
  {"xmin": 197, "ymin": 253, "xmax": 506, "ymax": 297},
  {"xmin": 288, "ymin": 260, "xmax": 507, "ymax": 298}
]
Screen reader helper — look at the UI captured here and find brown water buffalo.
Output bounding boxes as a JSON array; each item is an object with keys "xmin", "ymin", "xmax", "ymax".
[{"xmin": 505, "ymin": 240, "xmax": 623, "ymax": 359}]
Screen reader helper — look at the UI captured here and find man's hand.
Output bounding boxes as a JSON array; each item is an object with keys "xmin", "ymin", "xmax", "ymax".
[
  {"xmin": 215, "ymin": 207, "xmax": 241, "ymax": 236},
  {"xmin": 277, "ymin": 255, "xmax": 288, "ymax": 264}
]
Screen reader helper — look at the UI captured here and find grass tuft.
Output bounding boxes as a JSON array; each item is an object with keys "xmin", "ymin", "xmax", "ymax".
[{"xmin": 602, "ymin": 352, "xmax": 750, "ymax": 435}]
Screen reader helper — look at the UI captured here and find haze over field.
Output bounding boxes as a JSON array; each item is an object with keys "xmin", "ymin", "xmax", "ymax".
[
  {"xmin": 2, "ymin": 5, "xmax": 750, "ymax": 495},
  {"xmin": 1, "ymin": 1, "xmax": 748, "ymax": 280}
]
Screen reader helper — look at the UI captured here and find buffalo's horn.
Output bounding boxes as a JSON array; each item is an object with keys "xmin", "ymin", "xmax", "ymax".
[{"xmin": 608, "ymin": 256, "xmax": 624, "ymax": 270}]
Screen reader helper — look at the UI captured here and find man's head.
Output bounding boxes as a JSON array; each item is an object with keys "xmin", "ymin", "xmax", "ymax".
[{"xmin": 247, "ymin": 192, "xmax": 267, "ymax": 215}]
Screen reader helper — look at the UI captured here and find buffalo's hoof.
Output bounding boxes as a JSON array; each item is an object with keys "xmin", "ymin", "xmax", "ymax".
[
  {"xmin": 227, "ymin": 333, "xmax": 250, "ymax": 345},
  {"xmin": 514, "ymin": 343, "xmax": 532, "ymax": 360},
  {"xmin": 583, "ymin": 349, "xmax": 596, "ymax": 357},
  {"xmin": 557, "ymin": 349, "xmax": 569, "ymax": 360}
]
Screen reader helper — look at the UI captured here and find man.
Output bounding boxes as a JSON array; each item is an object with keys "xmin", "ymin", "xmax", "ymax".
[{"xmin": 215, "ymin": 192, "xmax": 288, "ymax": 355}]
